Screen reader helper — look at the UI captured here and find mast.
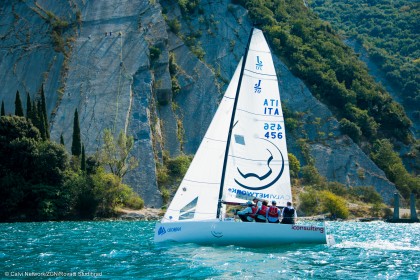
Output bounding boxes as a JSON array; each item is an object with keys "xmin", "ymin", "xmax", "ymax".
[{"xmin": 216, "ymin": 28, "xmax": 254, "ymax": 219}]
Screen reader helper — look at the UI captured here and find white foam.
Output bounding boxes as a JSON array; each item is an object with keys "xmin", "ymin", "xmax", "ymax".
[{"xmin": 334, "ymin": 240, "xmax": 420, "ymax": 251}]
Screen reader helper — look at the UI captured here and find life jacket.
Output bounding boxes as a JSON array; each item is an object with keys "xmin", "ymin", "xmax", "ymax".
[
  {"xmin": 283, "ymin": 207, "xmax": 295, "ymax": 218},
  {"xmin": 268, "ymin": 206, "xmax": 279, "ymax": 217},
  {"xmin": 258, "ymin": 205, "xmax": 268, "ymax": 217},
  {"xmin": 249, "ymin": 206, "xmax": 259, "ymax": 218}
]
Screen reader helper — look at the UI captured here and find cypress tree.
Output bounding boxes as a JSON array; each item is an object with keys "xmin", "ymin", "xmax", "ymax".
[
  {"xmin": 1, "ymin": 100, "xmax": 5, "ymax": 116},
  {"xmin": 26, "ymin": 93, "xmax": 32, "ymax": 119},
  {"xmin": 60, "ymin": 134, "xmax": 65, "ymax": 146},
  {"xmin": 71, "ymin": 108, "xmax": 82, "ymax": 156},
  {"xmin": 37, "ymin": 100, "xmax": 46, "ymax": 140},
  {"xmin": 81, "ymin": 144, "xmax": 86, "ymax": 171},
  {"xmin": 40, "ymin": 85, "xmax": 50, "ymax": 139},
  {"xmin": 30, "ymin": 100, "xmax": 39, "ymax": 127},
  {"xmin": 14, "ymin": 90, "xmax": 24, "ymax": 116}
]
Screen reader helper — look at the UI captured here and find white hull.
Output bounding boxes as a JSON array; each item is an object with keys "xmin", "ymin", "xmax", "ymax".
[{"xmin": 154, "ymin": 220, "xmax": 327, "ymax": 247}]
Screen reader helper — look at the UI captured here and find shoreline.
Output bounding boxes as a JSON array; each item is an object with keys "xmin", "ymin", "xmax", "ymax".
[{"xmin": 1, "ymin": 207, "xmax": 415, "ymax": 223}]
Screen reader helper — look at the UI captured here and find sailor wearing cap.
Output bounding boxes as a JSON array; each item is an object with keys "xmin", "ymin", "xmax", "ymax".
[{"xmin": 235, "ymin": 201, "xmax": 255, "ymax": 222}]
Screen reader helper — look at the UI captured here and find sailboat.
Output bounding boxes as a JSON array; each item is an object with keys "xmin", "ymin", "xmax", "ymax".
[{"xmin": 154, "ymin": 28, "xmax": 332, "ymax": 247}]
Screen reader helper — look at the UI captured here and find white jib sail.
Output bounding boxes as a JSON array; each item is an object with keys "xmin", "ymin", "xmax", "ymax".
[
  {"xmin": 161, "ymin": 59, "xmax": 243, "ymax": 222},
  {"xmin": 222, "ymin": 28, "xmax": 292, "ymax": 207}
]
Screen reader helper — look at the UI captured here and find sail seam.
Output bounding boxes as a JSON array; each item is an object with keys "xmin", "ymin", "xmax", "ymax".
[
  {"xmin": 183, "ymin": 179, "xmax": 220, "ymax": 185},
  {"xmin": 229, "ymin": 155, "xmax": 289, "ymax": 163},
  {"xmin": 248, "ymin": 48, "xmax": 270, "ymax": 53},
  {"xmin": 244, "ymin": 69, "xmax": 277, "ymax": 77},
  {"xmin": 243, "ymin": 73, "xmax": 278, "ymax": 80},
  {"xmin": 203, "ymin": 136, "xmax": 227, "ymax": 143}
]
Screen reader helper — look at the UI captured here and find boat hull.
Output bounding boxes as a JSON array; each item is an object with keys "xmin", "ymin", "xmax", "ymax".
[{"xmin": 154, "ymin": 220, "xmax": 327, "ymax": 247}]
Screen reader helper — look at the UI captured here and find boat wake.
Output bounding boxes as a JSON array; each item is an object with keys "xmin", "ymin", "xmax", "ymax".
[{"xmin": 333, "ymin": 240, "xmax": 420, "ymax": 251}]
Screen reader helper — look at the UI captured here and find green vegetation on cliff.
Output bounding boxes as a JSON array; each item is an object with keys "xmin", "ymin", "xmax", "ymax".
[
  {"xmin": 234, "ymin": 0, "xmax": 412, "ymax": 144},
  {"xmin": 231, "ymin": 0, "xmax": 418, "ymax": 200},
  {"xmin": 0, "ymin": 115, "xmax": 143, "ymax": 222},
  {"xmin": 309, "ymin": 0, "xmax": 419, "ymax": 111}
]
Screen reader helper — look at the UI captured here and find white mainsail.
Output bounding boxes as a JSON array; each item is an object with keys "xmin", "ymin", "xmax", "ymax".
[
  {"xmin": 162, "ymin": 28, "xmax": 291, "ymax": 223},
  {"xmin": 222, "ymin": 29, "xmax": 292, "ymax": 206}
]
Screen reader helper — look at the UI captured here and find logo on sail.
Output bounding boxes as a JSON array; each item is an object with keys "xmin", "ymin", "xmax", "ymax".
[
  {"xmin": 254, "ymin": 80, "xmax": 262, "ymax": 93},
  {"xmin": 234, "ymin": 138, "xmax": 284, "ymax": 191},
  {"xmin": 256, "ymin": 56, "xmax": 263, "ymax": 70}
]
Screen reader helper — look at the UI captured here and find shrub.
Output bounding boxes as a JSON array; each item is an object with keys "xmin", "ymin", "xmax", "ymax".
[
  {"xmin": 121, "ymin": 185, "xmax": 144, "ymax": 210},
  {"xmin": 370, "ymin": 202, "xmax": 383, "ymax": 217},
  {"xmin": 161, "ymin": 187, "xmax": 170, "ymax": 204},
  {"xmin": 288, "ymin": 153, "xmax": 300, "ymax": 178},
  {"xmin": 326, "ymin": 181, "xmax": 348, "ymax": 197},
  {"xmin": 301, "ymin": 165, "xmax": 324, "ymax": 185},
  {"xmin": 320, "ymin": 190, "xmax": 349, "ymax": 219},
  {"xmin": 299, "ymin": 189, "xmax": 320, "ymax": 215},
  {"xmin": 168, "ymin": 19, "xmax": 181, "ymax": 34},
  {"xmin": 167, "ymin": 154, "xmax": 192, "ymax": 178},
  {"xmin": 339, "ymin": 118, "xmax": 362, "ymax": 143},
  {"xmin": 149, "ymin": 46, "xmax": 161, "ymax": 62},
  {"xmin": 349, "ymin": 186, "xmax": 383, "ymax": 204},
  {"xmin": 156, "ymin": 164, "xmax": 170, "ymax": 186}
]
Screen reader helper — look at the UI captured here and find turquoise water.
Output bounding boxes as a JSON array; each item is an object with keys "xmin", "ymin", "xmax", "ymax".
[{"xmin": 1, "ymin": 221, "xmax": 419, "ymax": 279}]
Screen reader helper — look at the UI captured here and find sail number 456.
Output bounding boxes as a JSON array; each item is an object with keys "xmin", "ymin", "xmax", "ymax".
[{"xmin": 264, "ymin": 123, "xmax": 283, "ymax": 139}]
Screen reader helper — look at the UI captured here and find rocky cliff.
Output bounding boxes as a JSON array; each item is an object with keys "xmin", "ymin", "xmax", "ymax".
[{"xmin": 0, "ymin": 0, "xmax": 397, "ymax": 206}]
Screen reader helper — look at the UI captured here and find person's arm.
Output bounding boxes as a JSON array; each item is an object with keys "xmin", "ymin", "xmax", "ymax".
[{"xmin": 237, "ymin": 207, "xmax": 251, "ymax": 215}]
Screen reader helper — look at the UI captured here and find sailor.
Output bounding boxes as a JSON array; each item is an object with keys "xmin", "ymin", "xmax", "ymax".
[
  {"xmin": 266, "ymin": 200, "xmax": 280, "ymax": 223},
  {"xmin": 255, "ymin": 201, "xmax": 268, "ymax": 223},
  {"xmin": 281, "ymin": 201, "xmax": 297, "ymax": 224},
  {"xmin": 235, "ymin": 201, "xmax": 254, "ymax": 222}
]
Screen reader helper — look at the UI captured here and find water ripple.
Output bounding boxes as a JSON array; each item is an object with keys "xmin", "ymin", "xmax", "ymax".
[{"xmin": 0, "ymin": 221, "xmax": 419, "ymax": 279}]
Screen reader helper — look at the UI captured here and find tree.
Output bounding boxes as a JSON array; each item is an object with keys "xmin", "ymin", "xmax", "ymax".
[
  {"xmin": 288, "ymin": 153, "xmax": 301, "ymax": 178},
  {"xmin": 37, "ymin": 100, "xmax": 47, "ymax": 140},
  {"xmin": 100, "ymin": 129, "xmax": 138, "ymax": 179},
  {"xmin": 1, "ymin": 100, "xmax": 5, "ymax": 116},
  {"xmin": 339, "ymin": 118, "xmax": 362, "ymax": 143},
  {"xmin": 71, "ymin": 109, "xmax": 81, "ymax": 156},
  {"xmin": 14, "ymin": 90, "xmax": 24, "ymax": 117},
  {"xmin": 0, "ymin": 116, "xmax": 40, "ymax": 145},
  {"xmin": 0, "ymin": 116, "xmax": 70, "ymax": 221},
  {"xmin": 81, "ymin": 144, "xmax": 86, "ymax": 172},
  {"xmin": 39, "ymin": 85, "xmax": 49, "ymax": 139},
  {"xmin": 371, "ymin": 139, "xmax": 419, "ymax": 198},
  {"xmin": 26, "ymin": 93, "xmax": 32, "ymax": 119},
  {"xmin": 89, "ymin": 168, "xmax": 143, "ymax": 217},
  {"xmin": 60, "ymin": 134, "xmax": 65, "ymax": 146},
  {"xmin": 33, "ymin": 141, "xmax": 69, "ymax": 186}
]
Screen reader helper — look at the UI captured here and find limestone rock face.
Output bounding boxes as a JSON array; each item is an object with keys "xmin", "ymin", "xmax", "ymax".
[{"xmin": 0, "ymin": 0, "xmax": 398, "ymax": 206}]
